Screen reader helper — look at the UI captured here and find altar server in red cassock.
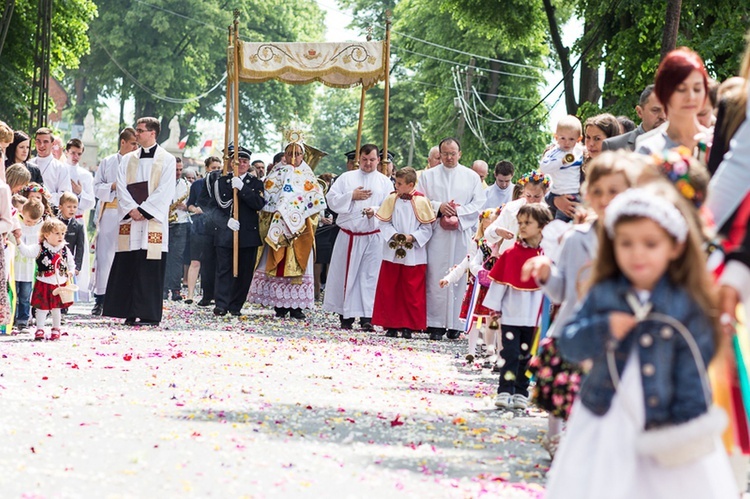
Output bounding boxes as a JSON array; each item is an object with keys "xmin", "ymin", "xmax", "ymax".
[{"xmin": 371, "ymin": 167, "xmax": 435, "ymax": 338}]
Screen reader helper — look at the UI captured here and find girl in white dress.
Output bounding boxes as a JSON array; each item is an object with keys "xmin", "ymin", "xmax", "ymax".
[{"xmin": 546, "ymin": 182, "xmax": 737, "ymax": 499}]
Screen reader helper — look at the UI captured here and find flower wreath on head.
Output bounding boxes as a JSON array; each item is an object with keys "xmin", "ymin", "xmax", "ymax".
[
  {"xmin": 650, "ymin": 146, "xmax": 704, "ymax": 207},
  {"xmin": 478, "ymin": 206, "xmax": 501, "ymax": 220},
  {"xmin": 21, "ymin": 183, "xmax": 48, "ymax": 197},
  {"xmin": 517, "ymin": 170, "xmax": 551, "ymax": 188}
]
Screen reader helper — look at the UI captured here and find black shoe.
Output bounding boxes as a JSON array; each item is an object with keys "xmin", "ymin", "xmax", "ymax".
[
  {"xmin": 124, "ymin": 317, "xmax": 136, "ymax": 326},
  {"xmin": 289, "ymin": 308, "xmax": 306, "ymax": 319},
  {"xmin": 171, "ymin": 291, "xmax": 183, "ymax": 302},
  {"xmin": 197, "ymin": 299, "xmax": 211, "ymax": 307},
  {"xmin": 275, "ymin": 307, "xmax": 289, "ymax": 318},
  {"xmin": 401, "ymin": 329, "xmax": 413, "ymax": 339},
  {"xmin": 340, "ymin": 316, "xmax": 354, "ymax": 330},
  {"xmin": 137, "ymin": 320, "xmax": 160, "ymax": 326},
  {"xmin": 91, "ymin": 304, "xmax": 103, "ymax": 316},
  {"xmin": 213, "ymin": 307, "xmax": 228, "ymax": 316},
  {"xmin": 446, "ymin": 329, "xmax": 462, "ymax": 340},
  {"xmin": 360, "ymin": 322, "xmax": 374, "ymax": 332},
  {"xmin": 229, "ymin": 310, "xmax": 241, "ymax": 317},
  {"xmin": 385, "ymin": 329, "xmax": 398, "ymax": 338},
  {"xmin": 427, "ymin": 327, "xmax": 445, "ymax": 341},
  {"xmin": 61, "ymin": 308, "xmax": 69, "ymax": 315},
  {"xmin": 184, "ymin": 299, "xmax": 194, "ymax": 305}
]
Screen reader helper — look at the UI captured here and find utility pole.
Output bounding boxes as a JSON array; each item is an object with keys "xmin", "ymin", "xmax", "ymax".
[
  {"xmin": 29, "ymin": 0, "xmax": 52, "ymax": 132},
  {"xmin": 407, "ymin": 120, "xmax": 416, "ymax": 167}
]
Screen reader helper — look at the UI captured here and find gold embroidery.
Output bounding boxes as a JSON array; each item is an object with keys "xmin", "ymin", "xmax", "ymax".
[
  {"xmin": 119, "ymin": 224, "xmax": 131, "ymax": 235},
  {"xmin": 147, "ymin": 232, "xmax": 162, "ymax": 244}
]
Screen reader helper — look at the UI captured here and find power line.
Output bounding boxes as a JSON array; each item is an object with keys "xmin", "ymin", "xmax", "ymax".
[
  {"xmin": 393, "ymin": 45, "xmax": 542, "ymax": 81},
  {"xmin": 390, "ymin": 29, "xmax": 546, "ymax": 72},
  {"xmin": 409, "ymin": 79, "xmax": 534, "ymax": 102},
  {"xmin": 131, "ymin": 0, "xmax": 224, "ymax": 32},
  {"xmin": 99, "ymin": 42, "xmax": 227, "ymax": 104}
]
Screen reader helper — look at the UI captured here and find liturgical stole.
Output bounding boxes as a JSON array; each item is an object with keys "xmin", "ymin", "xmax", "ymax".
[{"xmin": 118, "ymin": 151, "xmax": 165, "ymax": 260}]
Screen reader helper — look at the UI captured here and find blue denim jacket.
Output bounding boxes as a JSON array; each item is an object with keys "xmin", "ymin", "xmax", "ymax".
[{"xmin": 559, "ymin": 275, "xmax": 716, "ymax": 428}]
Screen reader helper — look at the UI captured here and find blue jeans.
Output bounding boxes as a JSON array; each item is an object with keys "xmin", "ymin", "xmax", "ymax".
[{"xmin": 15, "ymin": 280, "xmax": 32, "ymax": 324}]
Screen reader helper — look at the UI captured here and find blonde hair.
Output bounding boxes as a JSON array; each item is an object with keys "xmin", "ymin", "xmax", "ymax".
[
  {"xmin": 58, "ymin": 191, "xmax": 78, "ymax": 207},
  {"xmin": 0, "ymin": 121, "xmax": 13, "ymax": 143},
  {"xmin": 6, "ymin": 163, "xmax": 31, "ymax": 191},
  {"xmin": 473, "ymin": 207, "xmax": 500, "ymax": 241},
  {"xmin": 12, "ymin": 194, "xmax": 27, "ymax": 210},
  {"xmin": 556, "ymin": 115, "xmax": 582, "ymax": 136},
  {"xmin": 22, "ymin": 199, "xmax": 44, "ymax": 220},
  {"xmin": 590, "ymin": 181, "xmax": 719, "ymax": 344},
  {"xmin": 39, "ymin": 218, "xmax": 66, "ymax": 243},
  {"xmin": 581, "ymin": 150, "xmax": 647, "ymax": 196}
]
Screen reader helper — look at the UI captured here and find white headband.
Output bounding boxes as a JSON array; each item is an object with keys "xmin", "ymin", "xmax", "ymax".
[{"xmin": 604, "ymin": 188, "xmax": 688, "ymax": 243}]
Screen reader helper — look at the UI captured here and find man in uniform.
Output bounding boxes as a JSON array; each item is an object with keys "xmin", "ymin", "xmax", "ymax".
[
  {"xmin": 91, "ymin": 127, "xmax": 138, "ymax": 315},
  {"xmin": 103, "ymin": 117, "xmax": 176, "ymax": 326},
  {"xmin": 207, "ymin": 145, "xmax": 265, "ymax": 316}
]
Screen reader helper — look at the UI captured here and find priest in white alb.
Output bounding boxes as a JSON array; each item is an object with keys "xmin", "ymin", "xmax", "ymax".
[
  {"xmin": 91, "ymin": 127, "xmax": 138, "ymax": 316},
  {"xmin": 323, "ymin": 144, "xmax": 394, "ymax": 330},
  {"xmin": 419, "ymin": 137, "xmax": 485, "ymax": 340},
  {"xmin": 103, "ymin": 117, "xmax": 175, "ymax": 327},
  {"xmin": 64, "ymin": 138, "xmax": 96, "ymax": 302}
]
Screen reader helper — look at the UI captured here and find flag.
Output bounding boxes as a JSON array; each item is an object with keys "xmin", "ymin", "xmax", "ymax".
[
  {"xmin": 200, "ymin": 139, "xmax": 213, "ymax": 156},
  {"xmin": 178, "ymin": 135, "xmax": 189, "ymax": 149}
]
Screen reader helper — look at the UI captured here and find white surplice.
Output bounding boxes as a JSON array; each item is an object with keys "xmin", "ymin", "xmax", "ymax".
[
  {"xmin": 28, "ymin": 155, "xmax": 72, "ymax": 206},
  {"xmin": 67, "ymin": 163, "xmax": 95, "ymax": 300},
  {"xmin": 323, "ymin": 169, "xmax": 393, "ymax": 318},
  {"xmin": 116, "ymin": 145, "xmax": 175, "ymax": 252},
  {"xmin": 92, "ymin": 153, "xmax": 121, "ymax": 295},
  {"xmin": 484, "ymin": 197, "xmax": 527, "ymax": 255},
  {"xmin": 378, "ymin": 197, "xmax": 432, "ymax": 266},
  {"xmin": 419, "ymin": 164, "xmax": 485, "ymax": 330}
]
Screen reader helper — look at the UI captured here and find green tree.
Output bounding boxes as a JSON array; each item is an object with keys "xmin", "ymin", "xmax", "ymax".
[
  {"xmin": 0, "ymin": 0, "xmax": 97, "ymax": 130},
  {"xmin": 308, "ymin": 85, "xmax": 360, "ymax": 175},
  {"xmin": 69, "ymin": 0, "xmax": 326, "ymax": 151}
]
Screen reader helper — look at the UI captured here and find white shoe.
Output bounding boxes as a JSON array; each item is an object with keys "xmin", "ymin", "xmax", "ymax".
[
  {"xmin": 494, "ymin": 392, "xmax": 512, "ymax": 409},
  {"xmin": 511, "ymin": 394, "xmax": 530, "ymax": 410}
]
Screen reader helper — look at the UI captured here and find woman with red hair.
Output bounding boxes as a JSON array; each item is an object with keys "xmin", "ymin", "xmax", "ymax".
[{"xmin": 637, "ymin": 47, "xmax": 710, "ymax": 158}]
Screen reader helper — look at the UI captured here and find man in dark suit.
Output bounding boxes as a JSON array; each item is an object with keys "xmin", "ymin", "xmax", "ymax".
[
  {"xmin": 602, "ymin": 85, "xmax": 666, "ymax": 152},
  {"xmin": 207, "ymin": 145, "xmax": 266, "ymax": 316}
]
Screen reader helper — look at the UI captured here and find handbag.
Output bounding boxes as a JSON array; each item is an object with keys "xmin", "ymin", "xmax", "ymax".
[
  {"xmin": 439, "ymin": 215, "xmax": 459, "ymax": 231},
  {"xmin": 606, "ymin": 293, "xmax": 727, "ymax": 467}
]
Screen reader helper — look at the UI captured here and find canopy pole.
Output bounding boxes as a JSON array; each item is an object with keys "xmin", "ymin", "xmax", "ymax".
[
  {"xmin": 354, "ymin": 86, "xmax": 366, "ymax": 168},
  {"xmin": 232, "ymin": 11, "xmax": 241, "ymax": 277},
  {"xmin": 380, "ymin": 11, "xmax": 392, "ymax": 175},
  {"xmin": 223, "ymin": 25, "xmax": 232, "ymax": 175}
]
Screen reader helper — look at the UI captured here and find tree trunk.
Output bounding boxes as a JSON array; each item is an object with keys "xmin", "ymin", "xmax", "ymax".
[
  {"xmin": 542, "ymin": 0, "xmax": 577, "ymax": 115},
  {"xmin": 487, "ymin": 60, "xmax": 500, "ymax": 107},
  {"xmin": 578, "ymin": 20, "xmax": 602, "ymax": 107},
  {"xmin": 660, "ymin": 0, "xmax": 682, "ymax": 61},
  {"xmin": 74, "ymin": 76, "xmax": 86, "ymax": 124}
]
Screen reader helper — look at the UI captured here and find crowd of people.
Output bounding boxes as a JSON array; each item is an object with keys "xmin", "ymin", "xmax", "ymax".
[{"xmin": 0, "ymin": 42, "xmax": 749, "ymax": 496}]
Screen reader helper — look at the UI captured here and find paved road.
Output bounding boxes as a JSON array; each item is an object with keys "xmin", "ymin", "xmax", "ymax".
[{"xmin": 0, "ymin": 301, "xmax": 549, "ymax": 498}]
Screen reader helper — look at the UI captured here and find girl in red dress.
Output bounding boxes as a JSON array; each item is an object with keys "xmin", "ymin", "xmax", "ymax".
[{"xmin": 17, "ymin": 218, "xmax": 75, "ymax": 341}]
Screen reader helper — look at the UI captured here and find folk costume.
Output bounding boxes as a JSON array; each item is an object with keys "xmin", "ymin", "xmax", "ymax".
[
  {"xmin": 483, "ymin": 240, "xmax": 544, "ymax": 399},
  {"xmin": 322, "ymin": 167, "xmax": 393, "ymax": 323},
  {"xmin": 17, "ymin": 240, "xmax": 75, "ymax": 340},
  {"xmin": 92, "ymin": 152, "xmax": 124, "ymax": 311},
  {"xmin": 103, "ymin": 144, "xmax": 175, "ymax": 325},
  {"xmin": 371, "ymin": 190, "xmax": 435, "ymax": 332},
  {"xmin": 0, "ymin": 182, "xmax": 13, "ymax": 327},
  {"xmin": 418, "ymin": 163, "xmax": 485, "ymax": 336},
  {"xmin": 248, "ymin": 144, "xmax": 326, "ymax": 314}
]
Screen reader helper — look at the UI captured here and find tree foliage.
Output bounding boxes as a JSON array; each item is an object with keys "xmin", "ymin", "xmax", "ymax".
[
  {"xmin": 0, "ymin": 0, "xmax": 97, "ymax": 130},
  {"xmin": 338, "ymin": 0, "xmax": 550, "ymax": 176},
  {"xmin": 69, "ymin": 0, "xmax": 326, "ymax": 150}
]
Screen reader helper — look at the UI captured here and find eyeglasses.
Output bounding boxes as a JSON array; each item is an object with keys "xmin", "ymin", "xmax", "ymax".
[
  {"xmin": 440, "ymin": 152, "xmax": 458, "ymax": 157},
  {"xmin": 135, "ymin": 128, "xmax": 151, "ymax": 134}
]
